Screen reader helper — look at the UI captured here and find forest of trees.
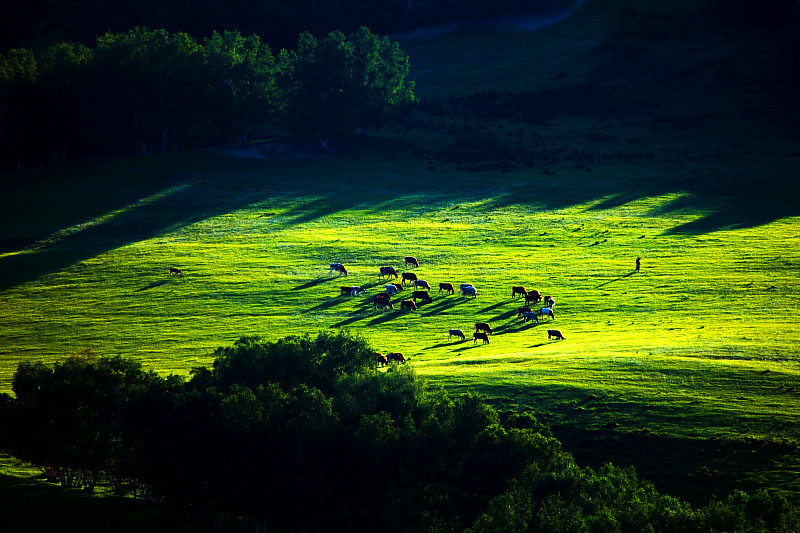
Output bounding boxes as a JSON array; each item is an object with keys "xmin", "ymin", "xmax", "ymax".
[
  {"xmin": 0, "ymin": 26, "xmax": 414, "ymax": 172},
  {"xmin": 0, "ymin": 331, "xmax": 797, "ymax": 531}
]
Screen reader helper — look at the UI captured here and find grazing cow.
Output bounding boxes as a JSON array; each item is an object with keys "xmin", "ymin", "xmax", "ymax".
[
  {"xmin": 387, "ymin": 352, "xmax": 406, "ymax": 364},
  {"xmin": 547, "ymin": 329, "xmax": 566, "ymax": 340},
  {"xmin": 439, "ymin": 282, "xmax": 455, "ymax": 294},
  {"xmin": 525, "ymin": 290, "xmax": 541, "ymax": 305},
  {"xmin": 543, "ymin": 295, "xmax": 555, "ymax": 308},
  {"xmin": 169, "ymin": 267, "xmax": 183, "ymax": 276},
  {"xmin": 373, "ymin": 294, "xmax": 393, "ymax": 310},
  {"xmin": 538, "ymin": 307, "xmax": 555, "ymax": 320},
  {"xmin": 411, "ymin": 291, "xmax": 433, "ymax": 304},
  {"xmin": 516, "ymin": 306, "xmax": 532, "ymax": 318},
  {"xmin": 400, "ymin": 300, "xmax": 417, "ymax": 311},
  {"xmin": 329, "ymin": 263, "xmax": 348, "ymax": 276},
  {"xmin": 385, "ymin": 284, "xmax": 401, "ymax": 295},
  {"xmin": 459, "ymin": 283, "xmax": 474, "ymax": 290},
  {"xmin": 401, "ymin": 272, "xmax": 418, "ymax": 285},
  {"xmin": 475, "ymin": 322, "xmax": 492, "ymax": 335},
  {"xmin": 404, "ymin": 256, "xmax": 419, "ymax": 268},
  {"xmin": 376, "ymin": 352, "xmax": 388, "ymax": 366},
  {"xmin": 379, "ymin": 266, "xmax": 398, "ymax": 279},
  {"xmin": 413, "ymin": 279, "xmax": 431, "ymax": 291},
  {"xmin": 521, "ymin": 311, "xmax": 539, "ymax": 323},
  {"xmin": 473, "ymin": 332, "xmax": 490, "ymax": 344},
  {"xmin": 511, "ymin": 286, "xmax": 527, "ymax": 299},
  {"xmin": 460, "ymin": 286, "xmax": 478, "ymax": 298},
  {"xmin": 448, "ymin": 329, "xmax": 466, "ymax": 341},
  {"xmin": 340, "ymin": 286, "xmax": 365, "ymax": 296}
]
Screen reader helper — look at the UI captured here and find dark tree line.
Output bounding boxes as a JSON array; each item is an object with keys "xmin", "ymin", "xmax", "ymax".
[
  {"xmin": 0, "ymin": 331, "xmax": 797, "ymax": 531},
  {"xmin": 1, "ymin": 1, "xmax": 579, "ymax": 54},
  {"xmin": 0, "ymin": 26, "xmax": 414, "ymax": 172}
]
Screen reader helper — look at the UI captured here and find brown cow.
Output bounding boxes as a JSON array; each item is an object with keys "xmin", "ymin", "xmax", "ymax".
[
  {"xmin": 373, "ymin": 294, "xmax": 393, "ymax": 310},
  {"xmin": 525, "ymin": 290, "xmax": 542, "ymax": 305},
  {"xmin": 169, "ymin": 267, "xmax": 183, "ymax": 276},
  {"xmin": 375, "ymin": 352, "xmax": 388, "ymax": 366},
  {"xmin": 403, "ymin": 256, "xmax": 419, "ymax": 268},
  {"xmin": 473, "ymin": 332, "xmax": 490, "ymax": 344},
  {"xmin": 474, "ymin": 322, "xmax": 493, "ymax": 335},
  {"xmin": 516, "ymin": 306, "xmax": 532, "ymax": 318},
  {"xmin": 387, "ymin": 352, "xmax": 406, "ymax": 364},
  {"xmin": 400, "ymin": 300, "xmax": 417, "ymax": 311},
  {"xmin": 379, "ymin": 266, "xmax": 398, "ymax": 279},
  {"xmin": 439, "ymin": 282, "xmax": 455, "ymax": 294},
  {"xmin": 511, "ymin": 286, "xmax": 527, "ymax": 298},
  {"xmin": 547, "ymin": 329, "xmax": 566, "ymax": 340},
  {"xmin": 412, "ymin": 291, "xmax": 433, "ymax": 304},
  {"xmin": 401, "ymin": 272, "xmax": 418, "ymax": 284}
]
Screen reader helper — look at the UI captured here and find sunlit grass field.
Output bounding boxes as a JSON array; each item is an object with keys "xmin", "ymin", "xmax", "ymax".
[{"xmin": 1, "ymin": 0, "xmax": 798, "ymax": 502}]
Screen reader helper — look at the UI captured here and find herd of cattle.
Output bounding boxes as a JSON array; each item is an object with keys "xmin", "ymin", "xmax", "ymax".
[{"xmin": 330, "ymin": 256, "xmax": 566, "ymax": 366}]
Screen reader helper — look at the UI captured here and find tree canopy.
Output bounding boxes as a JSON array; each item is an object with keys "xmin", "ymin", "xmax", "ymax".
[{"xmin": 0, "ymin": 25, "xmax": 414, "ymax": 173}]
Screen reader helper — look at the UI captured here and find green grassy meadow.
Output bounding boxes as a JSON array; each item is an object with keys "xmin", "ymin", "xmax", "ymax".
[{"xmin": 1, "ymin": 0, "xmax": 798, "ymax": 503}]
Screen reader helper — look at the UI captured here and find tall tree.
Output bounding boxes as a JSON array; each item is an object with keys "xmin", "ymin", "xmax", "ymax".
[{"xmin": 276, "ymin": 27, "xmax": 415, "ymax": 143}]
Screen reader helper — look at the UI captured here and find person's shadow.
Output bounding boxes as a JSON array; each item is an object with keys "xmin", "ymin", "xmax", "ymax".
[{"xmin": 595, "ymin": 271, "xmax": 635, "ymax": 289}]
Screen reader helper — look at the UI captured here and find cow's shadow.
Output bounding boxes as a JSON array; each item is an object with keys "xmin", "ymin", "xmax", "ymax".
[
  {"xmin": 453, "ymin": 344, "xmax": 483, "ymax": 352},
  {"xmin": 330, "ymin": 314, "xmax": 369, "ymax": 328},
  {"xmin": 426, "ymin": 340, "xmax": 466, "ymax": 350},
  {"xmin": 134, "ymin": 279, "xmax": 171, "ymax": 292},
  {"xmin": 495, "ymin": 321, "xmax": 538, "ymax": 334},
  {"xmin": 421, "ymin": 297, "xmax": 469, "ymax": 316},
  {"xmin": 366, "ymin": 311, "xmax": 402, "ymax": 326},
  {"xmin": 477, "ymin": 301, "xmax": 508, "ymax": 314},
  {"xmin": 303, "ymin": 298, "xmax": 346, "ymax": 313},
  {"xmin": 488, "ymin": 309, "xmax": 518, "ymax": 322},
  {"xmin": 294, "ymin": 277, "xmax": 337, "ymax": 291}
]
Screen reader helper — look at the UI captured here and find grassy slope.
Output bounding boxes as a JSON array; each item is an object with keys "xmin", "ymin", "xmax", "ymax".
[{"xmin": 0, "ymin": 0, "xmax": 798, "ymax": 503}]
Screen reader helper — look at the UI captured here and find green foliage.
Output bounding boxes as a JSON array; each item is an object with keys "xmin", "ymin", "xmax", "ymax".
[
  {"xmin": 276, "ymin": 27, "xmax": 415, "ymax": 141},
  {"xmin": 202, "ymin": 30, "xmax": 276, "ymax": 141}
]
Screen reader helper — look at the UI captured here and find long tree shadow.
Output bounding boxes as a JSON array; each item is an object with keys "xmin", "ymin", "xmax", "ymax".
[
  {"xmin": 134, "ymin": 279, "xmax": 172, "ymax": 292},
  {"xmin": 595, "ymin": 271, "xmax": 635, "ymax": 289}
]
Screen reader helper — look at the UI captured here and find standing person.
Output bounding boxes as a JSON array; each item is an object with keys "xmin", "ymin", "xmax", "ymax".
[{"xmin": 635, "ymin": 256, "xmax": 641, "ymax": 272}]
